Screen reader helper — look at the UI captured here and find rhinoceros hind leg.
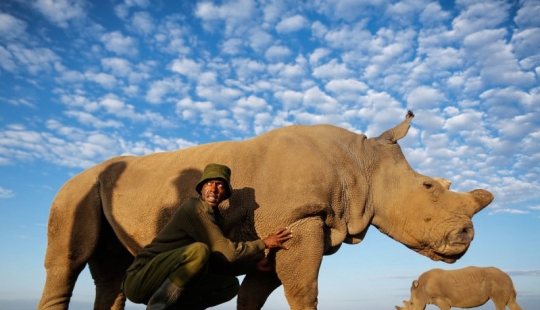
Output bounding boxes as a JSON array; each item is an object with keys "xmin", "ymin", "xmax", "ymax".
[
  {"xmin": 38, "ymin": 182, "xmax": 103, "ymax": 310},
  {"xmin": 88, "ymin": 214, "xmax": 134, "ymax": 310},
  {"xmin": 38, "ymin": 263, "xmax": 87, "ymax": 310}
]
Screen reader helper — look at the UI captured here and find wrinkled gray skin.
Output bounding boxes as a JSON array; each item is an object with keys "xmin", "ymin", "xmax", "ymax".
[
  {"xmin": 396, "ymin": 266, "xmax": 523, "ymax": 310},
  {"xmin": 38, "ymin": 111, "xmax": 494, "ymax": 310}
]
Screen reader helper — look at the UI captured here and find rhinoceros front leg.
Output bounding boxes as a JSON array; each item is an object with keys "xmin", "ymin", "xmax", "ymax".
[
  {"xmin": 237, "ymin": 271, "xmax": 282, "ymax": 310},
  {"xmin": 274, "ymin": 217, "xmax": 325, "ymax": 310}
]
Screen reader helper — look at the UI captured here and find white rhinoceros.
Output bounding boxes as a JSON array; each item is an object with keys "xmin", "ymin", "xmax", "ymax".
[
  {"xmin": 395, "ymin": 266, "xmax": 523, "ymax": 310},
  {"xmin": 38, "ymin": 111, "xmax": 494, "ymax": 310}
]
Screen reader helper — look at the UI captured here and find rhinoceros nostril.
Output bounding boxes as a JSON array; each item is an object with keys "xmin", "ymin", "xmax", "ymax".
[{"xmin": 458, "ymin": 225, "xmax": 474, "ymax": 241}]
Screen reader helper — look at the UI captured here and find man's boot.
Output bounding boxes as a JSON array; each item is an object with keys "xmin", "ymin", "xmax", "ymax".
[{"xmin": 146, "ymin": 278, "xmax": 183, "ymax": 310}]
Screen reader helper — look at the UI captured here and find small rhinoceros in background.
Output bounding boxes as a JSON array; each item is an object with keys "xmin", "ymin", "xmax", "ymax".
[
  {"xmin": 396, "ymin": 266, "xmax": 523, "ymax": 310},
  {"xmin": 39, "ymin": 111, "xmax": 495, "ymax": 310}
]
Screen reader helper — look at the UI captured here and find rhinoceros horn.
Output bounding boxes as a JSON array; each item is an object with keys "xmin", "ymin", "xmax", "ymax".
[{"xmin": 469, "ymin": 189, "xmax": 494, "ymax": 215}]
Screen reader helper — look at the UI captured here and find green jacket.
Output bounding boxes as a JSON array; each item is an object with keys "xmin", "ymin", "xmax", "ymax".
[{"xmin": 127, "ymin": 197, "xmax": 266, "ymax": 272}]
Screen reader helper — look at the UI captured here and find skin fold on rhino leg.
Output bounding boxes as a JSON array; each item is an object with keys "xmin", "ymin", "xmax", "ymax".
[
  {"xmin": 87, "ymin": 212, "xmax": 134, "ymax": 310},
  {"xmin": 275, "ymin": 217, "xmax": 325, "ymax": 310},
  {"xmin": 236, "ymin": 271, "xmax": 282, "ymax": 310}
]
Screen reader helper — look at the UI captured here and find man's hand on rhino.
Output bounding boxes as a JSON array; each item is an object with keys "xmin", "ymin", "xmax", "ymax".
[{"xmin": 263, "ymin": 227, "xmax": 292, "ymax": 250}]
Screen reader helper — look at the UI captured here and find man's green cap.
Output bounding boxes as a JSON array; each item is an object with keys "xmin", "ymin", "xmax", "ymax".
[{"xmin": 196, "ymin": 163, "xmax": 233, "ymax": 199}]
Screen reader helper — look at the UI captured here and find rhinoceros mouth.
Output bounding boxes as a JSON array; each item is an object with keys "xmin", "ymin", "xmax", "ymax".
[
  {"xmin": 429, "ymin": 225, "xmax": 474, "ymax": 263},
  {"xmin": 432, "ymin": 250, "xmax": 467, "ymax": 263}
]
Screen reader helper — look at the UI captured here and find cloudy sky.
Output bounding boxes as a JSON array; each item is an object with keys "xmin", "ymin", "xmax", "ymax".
[{"xmin": 1, "ymin": 0, "xmax": 539, "ymax": 309}]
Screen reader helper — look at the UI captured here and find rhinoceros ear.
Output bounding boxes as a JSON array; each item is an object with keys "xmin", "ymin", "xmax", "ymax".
[{"xmin": 377, "ymin": 110, "xmax": 414, "ymax": 143}]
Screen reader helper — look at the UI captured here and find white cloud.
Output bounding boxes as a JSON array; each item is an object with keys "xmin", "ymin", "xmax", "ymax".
[
  {"xmin": 384, "ymin": 0, "xmax": 427, "ymax": 26},
  {"xmin": 131, "ymin": 11, "xmax": 155, "ymax": 35},
  {"xmin": 60, "ymin": 94, "xmax": 99, "ymax": 112},
  {"xmin": 462, "ymin": 29, "xmax": 536, "ymax": 87},
  {"xmin": 123, "ymin": 85, "xmax": 139, "ymax": 97},
  {"xmin": 292, "ymin": 111, "xmax": 344, "ymax": 126},
  {"xmin": 237, "ymin": 95, "xmax": 270, "ymax": 111},
  {"xmin": 450, "ymin": 1, "xmax": 512, "ymax": 40},
  {"xmin": 0, "ymin": 12, "xmax": 27, "ymax": 41},
  {"xmin": 479, "ymin": 87, "xmax": 534, "ymax": 113},
  {"xmin": 4, "ymin": 44, "xmax": 59, "ymax": 74},
  {"xmin": 32, "ymin": 0, "xmax": 86, "ymax": 28},
  {"xmin": 64, "ymin": 110, "xmax": 123, "ymax": 129},
  {"xmin": 248, "ymin": 28, "xmax": 273, "ymax": 53},
  {"xmin": 314, "ymin": 0, "xmax": 384, "ymax": 22},
  {"xmin": 139, "ymin": 132, "xmax": 197, "ymax": 152},
  {"xmin": 302, "ymin": 86, "xmax": 339, "ymax": 114},
  {"xmin": 0, "ymin": 46, "xmax": 17, "ymax": 72},
  {"xmin": 497, "ymin": 113, "xmax": 538, "ymax": 140},
  {"xmin": 308, "ymin": 48, "xmax": 331, "ymax": 65},
  {"xmin": 419, "ymin": 2, "xmax": 451, "ymax": 26},
  {"xmin": 96, "ymin": 96, "xmax": 172, "ymax": 126},
  {"xmin": 262, "ymin": 0, "xmax": 288, "ymax": 24},
  {"xmin": 276, "ymin": 15, "xmax": 308, "ymax": 33},
  {"xmin": 176, "ymin": 97, "xmax": 234, "ymax": 129},
  {"xmin": 312, "ymin": 59, "xmax": 354, "ymax": 80},
  {"xmin": 176, "ymin": 97, "xmax": 211, "ymax": 122},
  {"xmin": 170, "ymin": 58, "xmax": 202, "ymax": 79},
  {"xmin": 232, "ymin": 96, "xmax": 272, "ymax": 133},
  {"xmin": 153, "ymin": 15, "xmax": 191, "ymax": 55},
  {"xmin": 221, "ymin": 38, "xmax": 244, "ymax": 55},
  {"xmin": 267, "ymin": 62, "xmax": 304, "ymax": 81},
  {"xmin": 84, "ymin": 71, "xmax": 117, "ymax": 89},
  {"xmin": 231, "ymin": 58, "xmax": 266, "ymax": 81},
  {"xmin": 323, "ymin": 22, "xmax": 372, "ymax": 50},
  {"xmin": 311, "ymin": 21, "xmax": 328, "ymax": 39},
  {"xmin": 325, "ymin": 79, "xmax": 368, "ymax": 94},
  {"xmin": 196, "ymin": 84, "xmax": 243, "ymax": 104},
  {"xmin": 146, "ymin": 77, "xmax": 186, "ymax": 104},
  {"xmin": 55, "ymin": 69, "xmax": 85, "ymax": 83},
  {"xmin": 511, "ymin": 28, "xmax": 540, "ymax": 61},
  {"xmin": 265, "ymin": 45, "xmax": 292, "ymax": 60},
  {"xmin": 513, "ymin": 0, "xmax": 540, "ymax": 28},
  {"xmin": 443, "ymin": 110, "xmax": 484, "ymax": 133},
  {"xmin": 0, "ymin": 187, "xmax": 14, "ymax": 198},
  {"xmin": 195, "ymin": 0, "xmax": 256, "ymax": 35},
  {"xmin": 275, "ymin": 89, "xmax": 303, "ymax": 110},
  {"xmin": 406, "ymin": 86, "xmax": 446, "ymax": 109},
  {"xmin": 100, "ymin": 31, "xmax": 138, "ymax": 56},
  {"xmin": 114, "ymin": 0, "xmax": 150, "ymax": 19},
  {"xmin": 101, "ymin": 58, "xmax": 132, "ymax": 77}
]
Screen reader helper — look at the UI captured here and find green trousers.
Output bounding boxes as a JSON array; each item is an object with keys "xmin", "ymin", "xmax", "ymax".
[{"xmin": 123, "ymin": 242, "xmax": 239, "ymax": 308}]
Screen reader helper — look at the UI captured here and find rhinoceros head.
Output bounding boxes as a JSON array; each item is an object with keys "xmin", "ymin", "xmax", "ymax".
[
  {"xmin": 395, "ymin": 300, "xmax": 414, "ymax": 310},
  {"xmin": 367, "ymin": 111, "xmax": 494, "ymax": 263}
]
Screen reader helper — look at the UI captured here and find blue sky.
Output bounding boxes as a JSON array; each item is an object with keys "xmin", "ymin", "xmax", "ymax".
[{"xmin": 1, "ymin": 0, "xmax": 539, "ymax": 309}]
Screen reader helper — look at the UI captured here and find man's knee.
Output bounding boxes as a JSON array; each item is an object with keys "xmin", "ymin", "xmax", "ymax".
[{"xmin": 183, "ymin": 242, "xmax": 210, "ymax": 264}]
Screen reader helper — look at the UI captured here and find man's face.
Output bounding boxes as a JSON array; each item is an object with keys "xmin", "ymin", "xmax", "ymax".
[{"xmin": 200, "ymin": 179, "xmax": 227, "ymax": 207}]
